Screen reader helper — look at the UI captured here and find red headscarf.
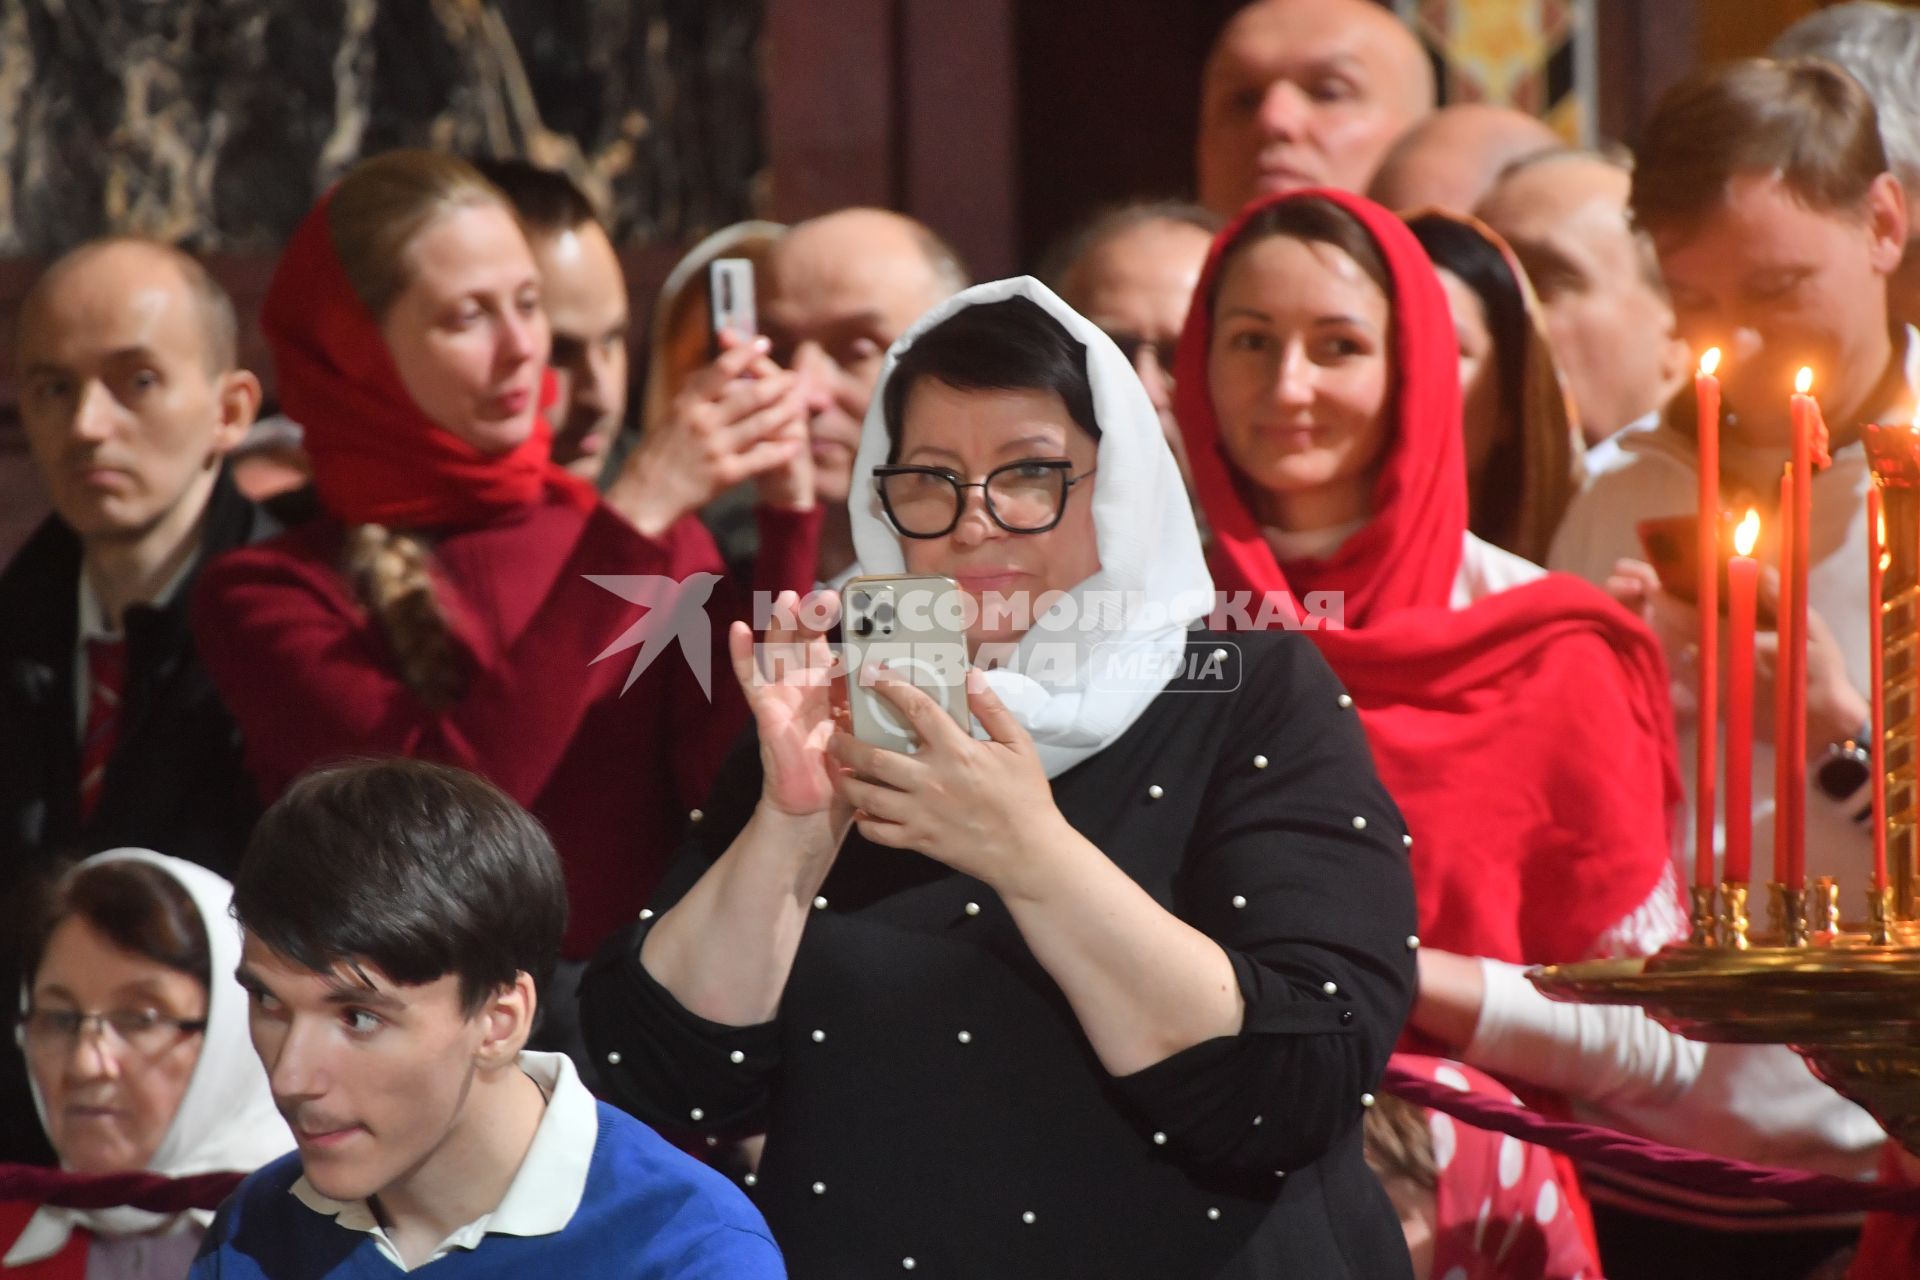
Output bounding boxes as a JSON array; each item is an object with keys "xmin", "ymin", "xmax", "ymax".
[
  {"xmin": 262, "ymin": 190, "xmax": 597, "ymax": 528},
  {"xmin": 1174, "ymin": 189, "xmax": 1682, "ymax": 965}
]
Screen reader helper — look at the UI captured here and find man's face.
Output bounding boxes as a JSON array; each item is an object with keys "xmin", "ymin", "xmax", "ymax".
[
  {"xmin": 529, "ymin": 221, "xmax": 630, "ymax": 480},
  {"xmin": 1061, "ymin": 218, "xmax": 1214, "ymax": 481},
  {"xmin": 18, "ymin": 246, "xmax": 248, "ymax": 542},
  {"xmin": 1478, "ymin": 158, "xmax": 1687, "ymax": 442},
  {"xmin": 1197, "ymin": 0, "xmax": 1432, "ymax": 217},
  {"xmin": 763, "ymin": 216, "xmax": 949, "ymax": 505},
  {"xmin": 237, "ymin": 934, "xmax": 493, "ymax": 1205},
  {"xmin": 1654, "ymin": 171, "xmax": 1906, "ymax": 448}
]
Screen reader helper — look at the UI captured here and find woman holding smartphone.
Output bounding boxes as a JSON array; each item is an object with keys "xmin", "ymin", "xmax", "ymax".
[
  {"xmin": 583, "ymin": 278, "xmax": 1420, "ymax": 1277},
  {"xmin": 192, "ymin": 151, "xmax": 820, "ymax": 979}
]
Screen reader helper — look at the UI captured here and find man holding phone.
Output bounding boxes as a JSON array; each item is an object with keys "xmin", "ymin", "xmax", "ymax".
[{"xmin": 1542, "ymin": 57, "xmax": 1906, "ymax": 1267}]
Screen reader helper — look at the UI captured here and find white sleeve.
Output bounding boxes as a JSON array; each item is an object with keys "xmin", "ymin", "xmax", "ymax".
[{"xmin": 1466, "ymin": 958, "xmax": 1704, "ymax": 1107}]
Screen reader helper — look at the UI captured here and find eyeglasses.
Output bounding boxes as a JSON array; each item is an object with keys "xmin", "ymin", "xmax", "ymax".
[
  {"xmin": 17, "ymin": 1007, "xmax": 208, "ymax": 1056},
  {"xmin": 873, "ymin": 458, "xmax": 1097, "ymax": 539}
]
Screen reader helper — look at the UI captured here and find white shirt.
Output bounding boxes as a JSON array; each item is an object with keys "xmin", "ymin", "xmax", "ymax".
[
  {"xmin": 289, "ymin": 1051, "xmax": 597, "ymax": 1273},
  {"xmin": 72, "ymin": 553, "xmax": 199, "ymax": 738}
]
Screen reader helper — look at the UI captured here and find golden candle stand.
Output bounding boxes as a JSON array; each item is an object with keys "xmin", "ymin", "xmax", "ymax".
[{"xmin": 1531, "ymin": 421, "xmax": 1920, "ymax": 1156}]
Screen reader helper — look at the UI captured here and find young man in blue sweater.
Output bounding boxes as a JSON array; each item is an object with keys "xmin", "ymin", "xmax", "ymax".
[{"xmin": 190, "ymin": 759, "xmax": 784, "ymax": 1277}]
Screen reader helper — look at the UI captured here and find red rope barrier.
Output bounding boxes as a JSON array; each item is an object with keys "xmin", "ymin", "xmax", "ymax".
[
  {"xmin": 1385, "ymin": 1062, "xmax": 1920, "ymax": 1216},
  {"xmin": 0, "ymin": 1164, "xmax": 244, "ymax": 1212}
]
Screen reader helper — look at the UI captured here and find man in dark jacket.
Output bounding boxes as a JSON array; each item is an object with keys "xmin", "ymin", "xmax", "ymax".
[{"xmin": 0, "ymin": 237, "xmax": 272, "ymax": 1163}]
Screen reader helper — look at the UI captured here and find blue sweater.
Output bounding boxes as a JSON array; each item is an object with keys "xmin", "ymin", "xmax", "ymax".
[{"xmin": 188, "ymin": 1100, "xmax": 783, "ymax": 1278}]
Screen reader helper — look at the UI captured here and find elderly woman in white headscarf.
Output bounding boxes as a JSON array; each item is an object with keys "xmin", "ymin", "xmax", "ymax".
[
  {"xmin": 582, "ymin": 278, "xmax": 1419, "ymax": 1278},
  {"xmin": 3, "ymin": 850, "xmax": 289, "ymax": 1278}
]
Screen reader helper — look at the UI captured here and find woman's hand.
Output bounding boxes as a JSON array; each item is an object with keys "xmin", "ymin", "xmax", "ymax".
[
  {"xmin": 827, "ymin": 668, "xmax": 1065, "ymax": 894},
  {"xmin": 729, "ymin": 591, "xmax": 847, "ymax": 820},
  {"xmin": 606, "ymin": 333, "xmax": 809, "ymax": 538}
]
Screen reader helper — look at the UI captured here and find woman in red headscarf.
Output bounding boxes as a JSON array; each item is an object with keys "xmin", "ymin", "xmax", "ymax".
[{"xmin": 190, "ymin": 151, "xmax": 820, "ymax": 970}]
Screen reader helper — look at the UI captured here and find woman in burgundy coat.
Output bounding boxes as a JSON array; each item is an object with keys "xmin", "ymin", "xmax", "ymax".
[{"xmin": 192, "ymin": 150, "xmax": 820, "ymax": 967}]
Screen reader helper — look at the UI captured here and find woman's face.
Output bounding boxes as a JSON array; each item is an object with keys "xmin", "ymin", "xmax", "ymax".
[
  {"xmin": 896, "ymin": 381, "xmax": 1102, "ymax": 654},
  {"xmin": 27, "ymin": 917, "xmax": 207, "ymax": 1174},
  {"xmin": 1207, "ymin": 235, "xmax": 1393, "ymax": 529},
  {"xmin": 1435, "ymin": 267, "xmax": 1502, "ymax": 482},
  {"xmin": 382, "ymin": 203, "xmax": 550, "ymax": 455}
]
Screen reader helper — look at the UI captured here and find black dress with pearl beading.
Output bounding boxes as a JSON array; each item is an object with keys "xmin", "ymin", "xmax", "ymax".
[{"xmin": 581, "ymin": 628, "xmax": 1418, "ymax": 1279}]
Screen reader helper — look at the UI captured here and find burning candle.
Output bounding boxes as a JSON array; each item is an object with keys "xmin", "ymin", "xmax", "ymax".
[
  {"xmin": 1787, "ymin": 368, "xmax": 1816, "ymax": 889},
  {"xmin": 1726, "ymin": 510, "xmax": 1761, "ymax": 886},
  {"xmin": 1871, "ymin": 485, "xmax": 1890, "ymax": 894},
  {"xmin": 1774, "ymin": 467, "xmax": 1795, "ymax": 889},
  {"xmin": 1695, "ymin": 348, "xmax": 1723, "ymax": 891}
]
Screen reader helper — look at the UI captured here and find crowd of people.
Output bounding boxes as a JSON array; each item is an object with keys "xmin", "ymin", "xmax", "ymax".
[{"xmin": 4, "ymin": 0, "xmax": 1920, "ymax": 1276}]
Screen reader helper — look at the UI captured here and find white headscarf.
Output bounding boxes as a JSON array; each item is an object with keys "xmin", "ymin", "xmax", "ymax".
[
  {"xmin": 848, "ymin": 276, "xmax": 1214, "ymax": 777},
  {"xmin": 8, "ymin": 849, "xmax": 292, "ymax": 1264}
]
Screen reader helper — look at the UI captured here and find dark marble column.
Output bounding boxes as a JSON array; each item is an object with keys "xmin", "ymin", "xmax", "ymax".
[{"xmin": 0, "ymin": 0, "xmax": 765, "ymax": 256}]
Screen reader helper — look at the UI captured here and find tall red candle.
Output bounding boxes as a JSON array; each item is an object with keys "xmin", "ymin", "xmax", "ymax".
[
  {"xmin": 1788, "ymin": 369, "xmax": 1815, "ymax": 889},
  {"xmin": 1774, "ymin": 467, "xmax": 1795, "ymax": 888},
  {"xmin": 1725, "ymin": 511, "xmax": 1760, "ymax": 886},
  {"xmin": 1870, "ymin": 484, "xmax": 1890, "ymax": 893},
  {"xmin": 1694, "ymin": 349, "xmax": 1723, "ymax": 889}
]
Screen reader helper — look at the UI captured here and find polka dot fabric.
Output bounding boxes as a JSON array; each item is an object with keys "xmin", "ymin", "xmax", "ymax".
[{"xmin": 1400, "ymin": 1056, "xmax": 1601, "ymax": 1280}]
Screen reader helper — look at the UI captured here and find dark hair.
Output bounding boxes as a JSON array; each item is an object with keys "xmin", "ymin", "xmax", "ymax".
[
  {"xmin": 234, "ymin": 759, "xmax": 567, "ymax": 1016},
  {"xmin": 1632, "ymin": 57, "xmax": 1889, "ymax": 239},
  {"xmin": 1406, "ymin": 213, "xmax": 1529, "ymax": 533},
  {"xmin": 880, "ymin": 296, "xmax": 1099, "ymax": 460},
  {"xmin": 467, "ymin": 158, "xmax": 603, "ymax": 237},
  {"xmin": 1207, "ymin": 195, "xmax": 1395, "ymax": 313},
  {"xmin": 28, "ymin": 860, "xmax": 211, "ymax": 992},
  {"xmin": 1041, "ymin": 199, "xmax": 1224, "ymax": 295}
]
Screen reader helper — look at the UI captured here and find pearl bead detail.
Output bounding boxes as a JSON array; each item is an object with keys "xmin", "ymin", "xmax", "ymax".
[
  {"xmin": 606, "ymin": 1050, "xmax": 622, "ymax": 1065},
  {"xmin": 1322, "ymin": 981, "xmax": 1338, "ymax": 995},
  {"xmin": 1403, "ymin": 833, "xmax": 1413, "ymax": 848},
  {"xmin": 1352, "ymin": 815, "xmax": 1368, "ymax": 830},
  {"xmin": 813, "ymin": 895, "xmax": 828, "ymax": 910},
  {"xmin": 1211, "ymin": 648, "xmax": 1229, "ymax": 663},
  {"xmin": 689, "ymin": 809, "xmax": 704, "ymax": 823},
  {"xmin": 1406, "ymin": 935, "xmax": 1421, "ymax": 951},
  {"xmin": 1252, "ymin": 754, "xmax": 1268, "ymax": 769},
  {"xmin": 902, "ymin": 1260, "xmax": 916, "ymax": 1271},
  {"xmin": 1338, "ymin": 693, "xmax": 1353, "ymax": 708},
  {"xmin": 1147, "ymin": 784, "xmax": 1164, "ymax": 800},
  {"xmin": 638, "ymin": 909, "xmax": 654, "ymax": 921},
  {"xmin": 730, "ymin": 1050, "xmax": 746, "ymax": 1064},
  {"xmin": 1207, "ymin": 1207, "xmax": 1222, "ymax": 1221},
  {"xmin": 957, "ymin": 1030, "xmax": 973, "ymax": 1044},
  {"xmin": 1231, "ymin": 894, "xmax": 1247, "ymax": 909},
  {"xmin": 812, "ymin": 1181, "xmax": 826, "ymax": 1195},
  {"xmin": 965, "ymin": 901, "xmax": 981, "ymax": 916},
  {"xmin": 744, "ymin": 1173, "xmax": 757, "ymax": 1187},
  {"xmin": 1022, "ymin": 1211, "xmax": 1037, "ymax": 1224},
  {"xmin": 1361, "ymin": 1092, "xmax": 1376, "ymax": 1108},
  {"xmin": 690, "ymin": 1108, "xmax": 704, "ymax": 1121},
  {"xmin": 1152, "ymin": 1131, "xmax": 1168, "ymax": 1145},
  {"xmin": 811, "ymin": 1029, "xmax": 826, "ymax": 1043}
]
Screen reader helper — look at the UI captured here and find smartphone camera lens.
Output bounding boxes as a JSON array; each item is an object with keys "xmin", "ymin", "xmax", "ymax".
[{"xmin": 873, "ymin": 600, "xmax": 895, "ymax": 634}]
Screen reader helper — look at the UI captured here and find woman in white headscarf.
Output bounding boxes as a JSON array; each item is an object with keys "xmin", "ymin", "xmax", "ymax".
[
  {"xmin": 3, "ymin": 850, "xmax": 290, "ymax": 1278},
  {"xmin": 582, "ymin": 278, "xmax": 1419, "ymax": 1278}
]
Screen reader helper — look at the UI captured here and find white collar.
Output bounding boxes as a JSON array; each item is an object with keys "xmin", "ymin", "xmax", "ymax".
[
  {"xmin": 288, "ymin": 1052, "xmax": 598, "ymax": 1272},
  {"xmin": 845, "ymin": 277, "xmax": 1215, "ymax": 778},
  {"xmin": 76, "ymin": 550, "xmax": 200, "ymax": 644}
]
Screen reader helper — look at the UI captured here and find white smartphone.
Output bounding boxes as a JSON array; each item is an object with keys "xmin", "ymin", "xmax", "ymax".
[
  {"xmin": 707, "ymin": 258, "xmax": 757, "ymax": 356},
  {"xmin": 841, "ymin": 574, "xmax": 971, "ymax": 753}
]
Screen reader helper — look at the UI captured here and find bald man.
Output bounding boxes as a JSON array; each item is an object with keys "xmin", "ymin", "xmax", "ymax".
[
  {"xmin": 1366, "ymin": 103, "xmax": 1560, "ymax": 215},
  {"xmin": 1197, "ymin": 0, "xmax": 1435, "ymax": 218},
  {"xmin": 1, "ymin": 237, "xmax": 272, "ymax": 1163},
  {"xmin": 1476, "ymin": 149, "xmax": 1689, "ymax": 445},
  {"xmin": 761, "ymin": 207, "xmax": 968, "ymax": 583},
  {"xmin": 1050, "ymin": 202, "xmax": 1219, "ymax": 494}
]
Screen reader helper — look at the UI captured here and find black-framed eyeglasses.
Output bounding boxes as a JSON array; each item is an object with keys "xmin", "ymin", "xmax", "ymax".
[
  {"xmin": 873, "ymin": 458, "xmax": 1097, "ymax": 539},
  {"xmin": 17, "ymin": 1006, "xmax": 208, "ymax": 1055}
]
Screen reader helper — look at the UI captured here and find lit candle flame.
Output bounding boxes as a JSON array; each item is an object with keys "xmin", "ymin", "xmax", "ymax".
[
  {"xmin": 1734, "ymin": 509, "xmax": 1760, "ymax": 557},
  {"xmin": 1795, "ymin": 366, "xmax": 1814, "ymax": 395},
  {"xmin": 1699, "ymin": 348, "xmax": 1721, "ymax": 377},
  {"xmin": 1879, "ymin": 506, "xmax": 1892, "ymax": 573}
]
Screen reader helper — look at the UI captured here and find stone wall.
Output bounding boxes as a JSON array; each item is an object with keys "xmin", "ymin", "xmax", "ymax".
[{"xmin": 0, "ymin": 0, "xmax": 765, "ymax": 256}]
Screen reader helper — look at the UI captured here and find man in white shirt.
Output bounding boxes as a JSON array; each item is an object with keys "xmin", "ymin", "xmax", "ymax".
[{"xmin": 197, "ymin": 758, "xmax": 781, "ymax": 1277}]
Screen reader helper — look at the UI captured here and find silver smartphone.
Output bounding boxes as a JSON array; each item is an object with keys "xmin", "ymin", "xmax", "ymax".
[
  {"xmin": 841, "ymin": 574, "xmax": 971, "ymax": 753},
  {"xmin": 707, "ymin": 257, "xmax": 757, "ymax": 356}
]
